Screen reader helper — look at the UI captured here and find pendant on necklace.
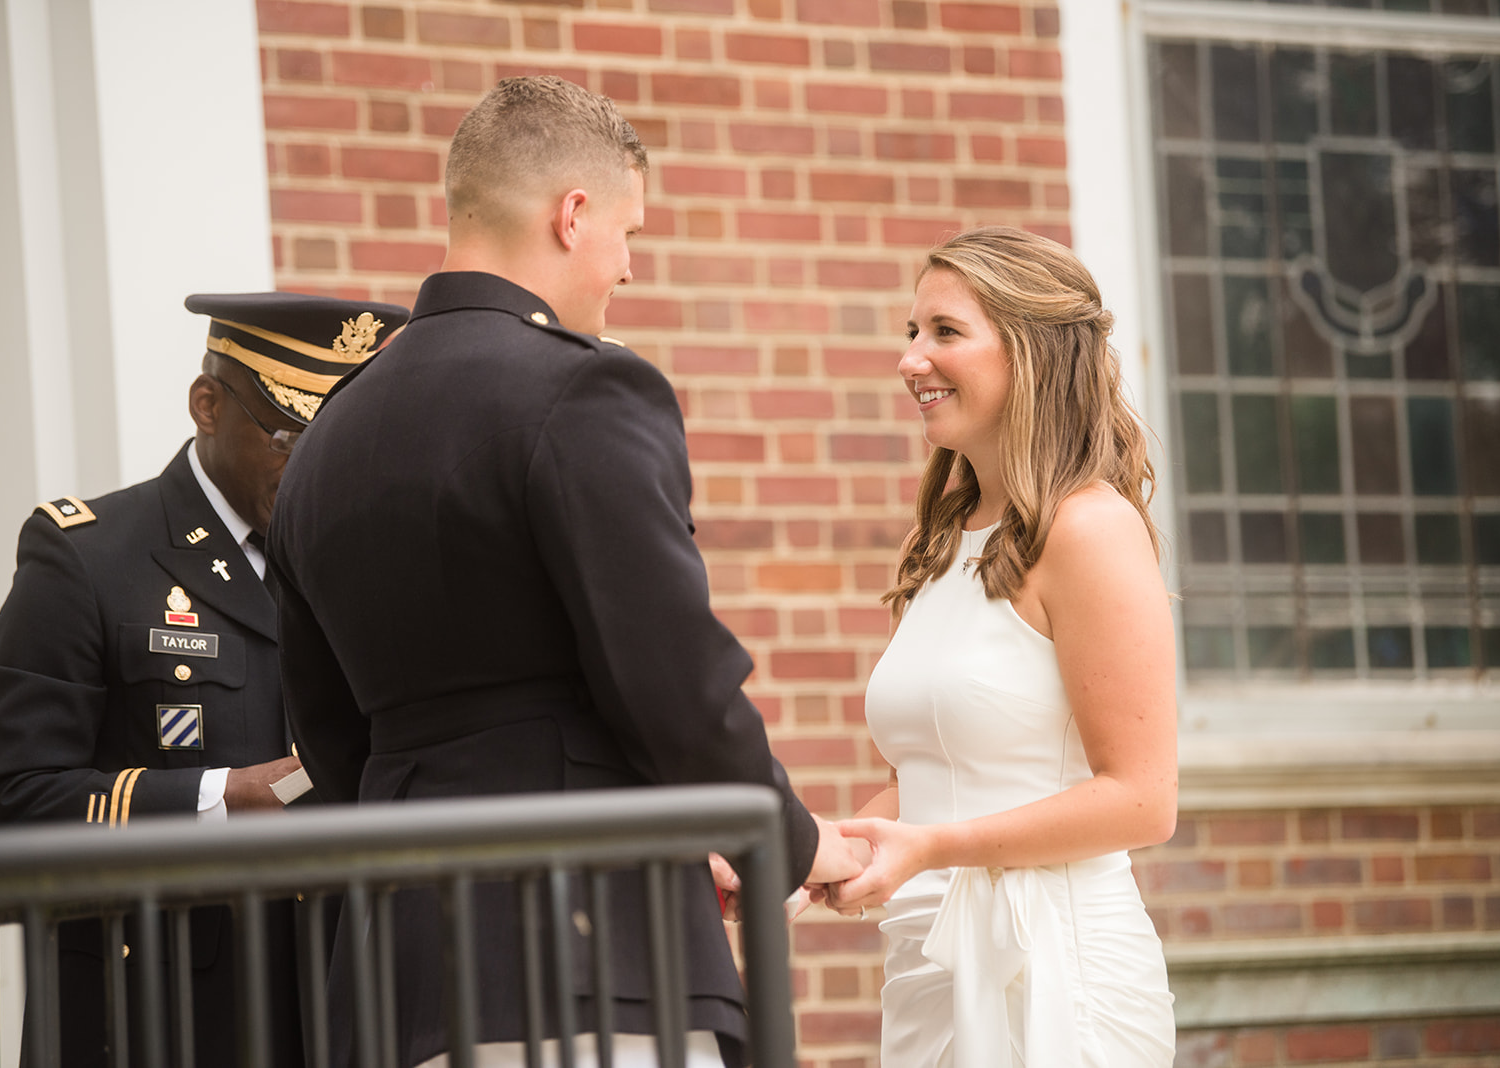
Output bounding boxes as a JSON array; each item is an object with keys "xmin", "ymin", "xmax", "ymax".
[{"xmin": 962, "ymin": 558, "xmax": 976, "ymax": 575}]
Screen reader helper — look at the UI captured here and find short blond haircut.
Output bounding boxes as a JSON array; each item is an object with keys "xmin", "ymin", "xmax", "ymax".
[{"xmin": 445, "ymin": 76, "xmax": 648, "ymax": 226}]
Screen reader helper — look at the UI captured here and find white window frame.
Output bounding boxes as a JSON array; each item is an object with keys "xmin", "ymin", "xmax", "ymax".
[{"xmin": 1061, "ymin": 0, "xmax": 1500, "ymax": 746}]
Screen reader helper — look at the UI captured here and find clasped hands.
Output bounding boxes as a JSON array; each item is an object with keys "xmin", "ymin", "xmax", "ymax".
[{"xmin": 713, "ymin": 814, "xmax": 917, "ymax": 922}]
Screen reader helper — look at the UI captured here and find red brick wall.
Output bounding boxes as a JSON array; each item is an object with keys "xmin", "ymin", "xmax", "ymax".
[
  {"xmin": 1136, "ymin": 804, "xmax": 1500, "ymax": 942},
  {"xmin": 256, "ymin": 4, "xmax": 1500, "ymax": 1066},
  {"xmin": 1176, "ymin": 1018, "xmax": 1500, "ymax": 1068},
  {"xmin": 259, "ymin": 1, "xmax": 1064, "ymax": 1061},
  {"xmin": 1145, "ymin": 805, "xmax": 1500, "ymax": 1068}
]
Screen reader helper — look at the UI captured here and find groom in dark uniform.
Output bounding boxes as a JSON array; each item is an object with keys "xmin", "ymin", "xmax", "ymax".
[
  {"xmin": 268, "ymin": 76, "xmax": 865, "ymax": 1068},
  {"xmin": 0, "ymin": 291, "xmax": 408, "ymax": 1066}
]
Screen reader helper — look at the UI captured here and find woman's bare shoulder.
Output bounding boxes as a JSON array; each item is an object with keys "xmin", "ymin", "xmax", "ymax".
[{"xmin": 1046, "ymin": 482, "xmax": 1152, "ymax": 557}]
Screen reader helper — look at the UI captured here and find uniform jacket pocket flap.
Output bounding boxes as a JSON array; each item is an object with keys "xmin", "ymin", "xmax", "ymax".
[
  {"xmin": 118, "ymin": 623, "xmax": 246, "ymax": 687},
  {"xmin": 555, "ymin": 712, "xmax": 634, "ymax": 774}
]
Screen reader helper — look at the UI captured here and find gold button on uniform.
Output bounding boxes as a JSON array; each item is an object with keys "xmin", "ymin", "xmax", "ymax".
[
  {"xmin": 122, "ymin": 944, "xmax": 130, "ymax": 958},
  {"xmin": 174, "ymin": 664, "xmax": 191, "ymax": 681},
  {"xmin": 530, "ymin": 311, "xmax": 549, "ymax": 325}
]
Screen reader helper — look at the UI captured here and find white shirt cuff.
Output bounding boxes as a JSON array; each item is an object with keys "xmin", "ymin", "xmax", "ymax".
[{"xmin": 197, "ymin": 766, "xmax": 230, "ymax": 822}]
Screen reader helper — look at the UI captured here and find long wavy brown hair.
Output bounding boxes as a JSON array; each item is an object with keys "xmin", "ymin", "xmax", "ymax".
[{"xmin": 884, "ymin": 226, "xmax": 1160, "ymax": 615}]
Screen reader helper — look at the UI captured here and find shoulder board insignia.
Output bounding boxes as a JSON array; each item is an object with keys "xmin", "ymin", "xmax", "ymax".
[
  {"xmin": 599, "ymin": 336, "xmax": 625, "ymax": 347},
  {"xmin": 37, "ymin": 496, "xmax": 96, "ymax": 529}
]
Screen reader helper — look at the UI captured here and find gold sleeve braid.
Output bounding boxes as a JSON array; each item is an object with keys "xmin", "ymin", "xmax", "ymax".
[
  {"xmin": 96, "ymin": 768, "xmax": 146, "ymax": 827},
  {"xmin": 118, "ymin": 768, "xmax": 145, "ymax": 827}
]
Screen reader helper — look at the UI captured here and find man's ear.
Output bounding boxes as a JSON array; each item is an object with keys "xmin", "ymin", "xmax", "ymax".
[
  {"xmin": 188, "ymin": 374, "xmax": 219, "ymax": 436},
  {"xmin": 552, "ymin": 188, "xmax": 589, "ymax": 251}
]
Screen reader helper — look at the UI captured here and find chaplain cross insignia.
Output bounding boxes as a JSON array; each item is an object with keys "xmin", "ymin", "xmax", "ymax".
[{"xmin": 210, "ymin": 559, "xmax": 231, "ymax": 582}]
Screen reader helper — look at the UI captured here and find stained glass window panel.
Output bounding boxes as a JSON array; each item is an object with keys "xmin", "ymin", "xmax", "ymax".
[
  {"xmin": 1191, "ymin": 511, "xmax": 1231, "ymax": 563},
  {"xmin": 1212, "ymin": 45, "xmax": 1261, "ymax": 141},
  {"xmin": 1451, "ymin": 169, "xmax": 1500, "ymax": 267},
  {"xmin": 1242, "ymin": 511, "xmax": 1290, "ymax": 562},
  {"xmin": 1291, "ymin": 395, "xmax": 1340, "ymax": 493},
  {"xmin": 1233, "ymin": 394, "xmax": 1283, "ymax": 492},
  {"xmin": 1300, "ymin": 512, "xmax": 1347, "ymax": 563},
  {"xmin": 1249, "ymin": 626, "xmax": 1297, "ymax": 668},
  {"xmin": 1166, "ymin": 157, "xmax": 1209, "ymax": 257},
  {"xmin": 1272, "ymin": 49, "xmax": 1320, "ymax": 143},
  {"xmin": 1465, "ymin": 399, "xmax": 1500, "ymax": 494},
  {"xmin": 1358, "ymin": 512, "xmax": 1407, "ymax": 564},
  {"xmin": 1426, "ymin": 626, "xmax": 1473, "ymax": 668},
  {"xmin": 1330, "ymin": 53, "xmax": 1380, "ymax": 135},
  {"xmin": 1446, "ymin": 58, "xmax": 1497, "ymax": 153},
  {"xmin": 1369, "ymin": 625, "xmax": 1415, "ymax": 668},
  {"xmin": 1458, "ymin": 285, "xmax": 1500, "ymax": 380},
  {"xmin": 1309, "ymin": 629, "xmax": 1357, "ymax": 668},
  {"xmin": 1185, "ymin": 626, "xmax": 1236, "ymax": 670},
  {"xmin": 1159, "ymin": 42, "xmax": 1201, "ymax": 138},
  {"xmin": 1404, "ymin": 282, "xmax": 1452, "ymax": 380},
  {"xmin": 1152, "ymin": 29, "xmax": 1499, "ymax": 680},
  {"xmin": 1476, "ymin": 515, "xmax": 1500, "ymax": 565},
  {"xmin": 1224, "ymin": 277, "xmax": 1275, "ymax": 376},
  {"xmin": 1182, "ymin": 393, "xmax": 1224, "ymax": 492},
  {"xmin": 1406, "ymin": 397, "xmax": 1460, "ymax": 496},
  {"xmin": 1415, "ymin": 513, "xmax": 1464, "ymax": 564},
  {"xmin": 1351, "ymin": 398, "xmax": 1400, "ymax": 495},
  {"xmin": 1390, "ymin": 57, "xmax": 1439, "ymax": 149},
  {"xmin": 1173, "ymin": 275, "xmax": 1216, "ymax": 374}
]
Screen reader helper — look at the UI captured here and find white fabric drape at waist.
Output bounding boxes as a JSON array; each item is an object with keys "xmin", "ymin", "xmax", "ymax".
[{"xmin": 920, "ymin": 865, "xmax": 1088, "ymax": 1068}]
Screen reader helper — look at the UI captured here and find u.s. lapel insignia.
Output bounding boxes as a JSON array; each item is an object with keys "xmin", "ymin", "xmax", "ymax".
[
  {"xmin": 157, "ymin": 705, "xmax": 204, "ymax": 750},
  {"xmin": 210, "ymin": 559, "xmax": 231, "ymax": 582},
  {"xmin": 164, "ymin": 586, "xmax": 199, "ymax": 627},
  {"xmin": 185, "ymin": 526, "xmax": 209, "ymax": 545}
]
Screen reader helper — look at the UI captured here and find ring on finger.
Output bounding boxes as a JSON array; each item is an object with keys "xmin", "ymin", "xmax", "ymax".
[{"xmin": 859, "ymin": 906, "xmax": 866, "ymax": 920}]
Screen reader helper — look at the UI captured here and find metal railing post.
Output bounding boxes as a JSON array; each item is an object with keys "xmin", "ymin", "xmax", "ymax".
[{"xmin": 0, "ymin": 785, "xmax": 801, "ymax": 1068}]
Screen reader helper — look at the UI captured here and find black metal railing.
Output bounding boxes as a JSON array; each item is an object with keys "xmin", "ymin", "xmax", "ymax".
[{"xmin": 0, "ymin": 784, "xmax": 796, "ymax": 1068}]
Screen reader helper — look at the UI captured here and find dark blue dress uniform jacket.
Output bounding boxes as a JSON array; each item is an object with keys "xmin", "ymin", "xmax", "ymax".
[
  {"xmin": 268, "ymin": 271, "xmax": 819, "ymax": 1068},
  {"xmin": 0, "ymin": 444, "xmax": 303, "ymax": 1066}
]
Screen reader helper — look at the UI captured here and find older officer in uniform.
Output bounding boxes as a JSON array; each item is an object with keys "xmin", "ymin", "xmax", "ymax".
[
  {"xmin": 269, "ymin": 76, "xmax": 865, "ymax": 1068},
  {"xmin": 0, "ymin": 292, "xmax": 408, "ymax": 1066}
]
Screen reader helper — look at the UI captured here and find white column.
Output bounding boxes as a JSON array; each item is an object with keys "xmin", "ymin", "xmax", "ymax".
[
  {"xmin": 0, "ymin": 0, "xmax": 272, "ymax": 1056},
  {"xmin": 1060, "ymin": 0, "xmax": 1150, "ymax": 417},
  {"xmin": 90, "ymin": 0, "xmax": 274, "ymax": 484}
]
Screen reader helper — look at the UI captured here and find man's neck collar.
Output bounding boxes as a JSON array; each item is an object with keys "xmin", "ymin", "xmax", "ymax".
[{"xmin": 186, "ymin": 440, "xmax": 254, "ymax": 548}]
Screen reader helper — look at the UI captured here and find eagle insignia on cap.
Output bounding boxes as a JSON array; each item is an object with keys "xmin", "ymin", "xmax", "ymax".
[{"xmin": 331, "ymin": 312, "xmax": 385, "ymax": 361}]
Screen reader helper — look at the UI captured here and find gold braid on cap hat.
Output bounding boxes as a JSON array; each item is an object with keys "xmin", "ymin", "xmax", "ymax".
[
  {"xmin": 258, "ymin": 376, "xmax": 323, "ymax": 421},
  {"xmin": 206, "ymin": 312, "xmax": 386, "ymax": 395}
]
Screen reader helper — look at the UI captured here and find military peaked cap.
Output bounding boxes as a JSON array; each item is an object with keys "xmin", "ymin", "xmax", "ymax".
[{"xmin": 185, "ymin": 292, "xmax": 410, "ymax": 424}]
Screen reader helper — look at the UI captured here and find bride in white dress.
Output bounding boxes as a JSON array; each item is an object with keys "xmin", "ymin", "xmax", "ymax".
[{"xmin": 827, "ymin": 227, "xmax": 1178, "ymax": 1066}]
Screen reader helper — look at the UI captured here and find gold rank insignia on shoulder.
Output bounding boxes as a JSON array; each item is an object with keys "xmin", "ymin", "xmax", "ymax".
[
  {"xmin": 599, "ymin": 336, "xmax": 624, "ymax": 346},
  {"xmin": 185, "ymin": 526, "xmax": 209, "ymax": 545},
  {"xmin": 37, "ymin": 496, "xmax": 96, "ymax": 529},
  {"xmin": 165, "ymin": 586, "xmax": 199, "ymax": 627}
]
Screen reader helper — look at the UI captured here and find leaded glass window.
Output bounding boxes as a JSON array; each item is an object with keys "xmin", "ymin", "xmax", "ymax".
[{"xmin": 1150, "ymin": 20, "xmax": 1500, "ymax": 680}]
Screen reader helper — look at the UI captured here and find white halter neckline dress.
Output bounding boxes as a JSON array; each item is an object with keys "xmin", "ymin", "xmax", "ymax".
[{"xmin": 865, "ymin": 523, "xmax": 1175, "ymax": 1067}]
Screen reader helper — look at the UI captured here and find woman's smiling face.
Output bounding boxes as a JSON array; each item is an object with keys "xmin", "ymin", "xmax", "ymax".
[{"xmin": 898, "ymin": 267, "xmax": 1012, "ymax": 461}]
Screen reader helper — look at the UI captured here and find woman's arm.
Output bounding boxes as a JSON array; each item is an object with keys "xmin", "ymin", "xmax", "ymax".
[
  {"xmin": 854, "ymin": 766, "xmax": 900, "ymax": 821},
  {"xmin": 833, "ymin": 487, "xmax": 1178, "ymax": 907}
]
